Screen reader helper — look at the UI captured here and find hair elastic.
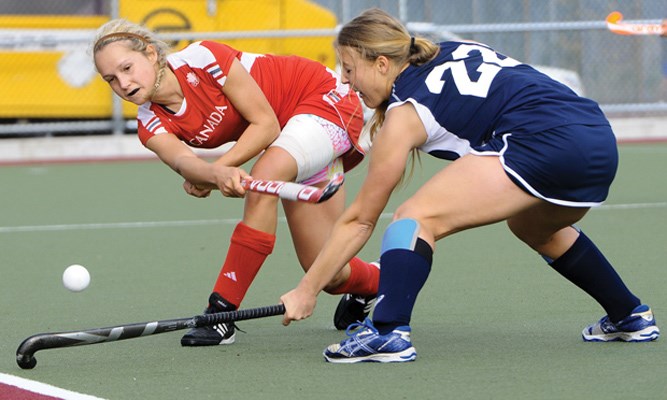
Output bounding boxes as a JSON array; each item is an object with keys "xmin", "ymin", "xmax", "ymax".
[{"xmin": 409, "ymin": 36, "xmax": 416, "ymax": 53}]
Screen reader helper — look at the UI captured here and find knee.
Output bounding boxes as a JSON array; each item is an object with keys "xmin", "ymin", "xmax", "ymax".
[
  {"xmin": 393, "ymin": 203, "xmax": 430, "ymax": 232},
  {"xmin": 393, "ymin": 201, "xmax": 419, "ymax": 221},
  {"xmin": 393, "ymin": 202, "xmax": 453, "ymax": 241},
  {"xmin": 506, "ymin": 219, "xmax": 527, "ymax": 242},
  {"xmin": 507, "ymin": 220, "xmax": 542, "ymax": 250},
  {"xmin": 245, "ymin": 191, "xmax": 279, "ymax": 209},
  {"xmin": 507, "ymin": 219, "xmax": 576, "ymax": 256}
]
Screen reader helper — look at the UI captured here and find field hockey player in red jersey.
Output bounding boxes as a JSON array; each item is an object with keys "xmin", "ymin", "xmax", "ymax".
[{"xmin": 92, "ymin": 19, "xmax": 379, "ymax": 346}]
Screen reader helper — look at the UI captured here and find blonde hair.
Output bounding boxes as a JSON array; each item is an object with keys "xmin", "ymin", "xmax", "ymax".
[
  {"xmin": 336, "ymin": 8, "xmax": 439, "ymax": 140},
  {"xmin": 92, "ymin": 19, "xmax": 170, "ymax": 72},
  {"xmin": 337, "ymin": 8, "xmax": 440, "ymax": 179}
]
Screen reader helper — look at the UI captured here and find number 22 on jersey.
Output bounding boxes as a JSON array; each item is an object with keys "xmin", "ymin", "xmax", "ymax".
[{"xmin": 425, "ymin": 44, "xmax": 521, "ymax": 98}]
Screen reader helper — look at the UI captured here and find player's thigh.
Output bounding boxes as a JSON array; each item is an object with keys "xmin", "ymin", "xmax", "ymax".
[
  {"xmin": 283, "ymin": 184, "xmax": 347, "ymax": 269},
  {"xmin": 250, "ymin": 146, "xmax": 299, "ymax": 181},
  {"xmin": 395, "ymin": 154, "xmax": 540, "ymax": 242},
  {"xmin": 269, "ymin": 114, "xmax": 347, "ymax": 183}
]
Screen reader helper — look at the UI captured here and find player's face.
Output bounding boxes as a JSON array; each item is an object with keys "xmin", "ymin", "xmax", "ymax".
[
  {"xmin": 339, "ymin": 47, "xmax": 392, "ymax": 109},
  {"xmin": 95, "ymin": 41, "xmax": 158, "ymax": 105}
]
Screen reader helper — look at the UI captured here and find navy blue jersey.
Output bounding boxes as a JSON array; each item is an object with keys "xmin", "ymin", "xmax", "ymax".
[
  {"xmin": 387, "ymin": 41, "xmax": 617, "ymax": 206},
  {"xmin": 388, "ymin": 41, "xmax": 609, "ymax": 161}
]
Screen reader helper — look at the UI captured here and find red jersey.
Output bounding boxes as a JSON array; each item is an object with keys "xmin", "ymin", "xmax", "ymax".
[{"xmin": 137, "ymin": 41, "xmax": 364, "ymax": 171}]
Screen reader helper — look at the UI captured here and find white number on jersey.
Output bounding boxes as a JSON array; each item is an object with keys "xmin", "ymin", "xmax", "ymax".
[{"xmin": 425, "ymin": 44, "xmax": 521, "ymax": 98}]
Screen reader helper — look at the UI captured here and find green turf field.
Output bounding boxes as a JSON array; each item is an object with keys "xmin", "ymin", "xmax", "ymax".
[{"xmin": 1, "ymin": 143, "xmax": 666, "ymax": 399}]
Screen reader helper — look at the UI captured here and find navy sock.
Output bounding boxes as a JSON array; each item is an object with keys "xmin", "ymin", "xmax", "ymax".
[
  {"xmin": 373, "ymin": 239, "xmax": 432, "ymax": 335},
  {"xmin": 549, "ymin": 231, "xmax": 640, "ymax": 322}
]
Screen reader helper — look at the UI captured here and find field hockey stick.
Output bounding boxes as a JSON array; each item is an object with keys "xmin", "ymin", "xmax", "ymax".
[
  {"xmin": 241, "ymin": 172, "xmax": 344, "ymax": 203},
  {"xmin": 16, "ymin": 304, "xmax": 285, "ymax": 370},
  {"xmin": 606, "ymin": 11, "xmax": 665, "ymax": 36}
]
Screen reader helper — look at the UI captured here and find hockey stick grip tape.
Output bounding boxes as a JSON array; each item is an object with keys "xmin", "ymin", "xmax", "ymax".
[{"xmin": 194, "ymin": 304, "xmax": 286, "ymax": 327}]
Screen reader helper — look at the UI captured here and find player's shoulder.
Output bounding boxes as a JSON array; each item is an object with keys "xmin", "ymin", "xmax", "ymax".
[
  {"xmin": 198, "ymin": 40, "xmax": 240, "ymax": 56},
  {"xmin": 436, "ymin": 40, "xmax": 497, "ymax": 59},
  {"xmin": 169, "ymin": 41, "xmax": 239, "ymax": 69}
]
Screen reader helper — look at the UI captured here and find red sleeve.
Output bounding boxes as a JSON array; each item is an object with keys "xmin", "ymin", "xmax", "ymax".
[
  {"xmin": 137, "ymin": 103, "xmax": 169, "ymax": 146},
  {"xmin": 199, "ymin": 41, "xmax": 242, "ymax": 84}
]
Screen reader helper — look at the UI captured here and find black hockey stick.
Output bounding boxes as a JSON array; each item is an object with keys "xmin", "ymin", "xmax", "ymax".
[{"xmin": 16, "ymin": 304, "xmax": 285, "ymax": 369}]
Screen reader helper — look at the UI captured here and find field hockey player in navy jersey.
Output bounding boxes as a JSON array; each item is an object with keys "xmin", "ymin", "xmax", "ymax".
[{"xmin": 280, "ymin": 8, "xmax": 659, "ymax": 363}]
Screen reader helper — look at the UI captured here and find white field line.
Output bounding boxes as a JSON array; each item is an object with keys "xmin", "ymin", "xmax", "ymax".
[
  {"xmin": 1, "ymin": 202, "xmax": 665, "ymax": 234},
  {"xmin": 0, "ymin": 218, "xmax": 238, "ymax": 233},
  {"xmin": 598, "ymin": 202, "xmax": 667, "ymax": 210}
]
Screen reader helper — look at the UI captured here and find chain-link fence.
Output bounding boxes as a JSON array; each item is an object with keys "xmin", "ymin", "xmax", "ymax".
[{"xmin": 1, "ymin": 0, "xmax": 665, "ymax": 138}]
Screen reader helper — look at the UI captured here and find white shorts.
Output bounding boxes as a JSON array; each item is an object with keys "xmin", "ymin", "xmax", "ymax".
[{"xmin": 270, "ymin": 114, "xmax": 352, "ymax": 185}]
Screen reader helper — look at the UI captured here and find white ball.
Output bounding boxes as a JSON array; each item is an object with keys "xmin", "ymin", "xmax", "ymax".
[{"xmin": 62, "ymin": 264, "xmax": 91, "ymax": 292}]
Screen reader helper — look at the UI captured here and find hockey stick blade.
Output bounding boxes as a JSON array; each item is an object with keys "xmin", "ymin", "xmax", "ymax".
[
  {"xmin": 241, "ymin": 172, "xmax": 344, "ymax": 203},
  {"xmin": 606, "ymin": 11, "xmax": 665, "ymax": 36},
  {"xmin": 16, "ymin": 304, "xmax": 285, "ymax": 370}
]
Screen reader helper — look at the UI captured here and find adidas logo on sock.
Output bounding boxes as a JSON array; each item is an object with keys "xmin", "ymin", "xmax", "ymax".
[{"xmin": 223, "ymin": 272, "xmax": 237, "ymax": 282}]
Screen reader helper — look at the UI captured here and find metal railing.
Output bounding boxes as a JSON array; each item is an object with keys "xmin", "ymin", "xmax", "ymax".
[{"xmin": 1, "ymin": 8, "xmax": 665, "ymax": 137}]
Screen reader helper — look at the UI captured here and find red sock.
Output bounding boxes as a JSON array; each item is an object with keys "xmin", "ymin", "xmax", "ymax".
[
  {"xmin": 329, "ymin": 257, "xmax": 380, "ymax": 296},
  {"xmin": 212, "ymin": 222, "xmax": 275, "ymax": 307}
]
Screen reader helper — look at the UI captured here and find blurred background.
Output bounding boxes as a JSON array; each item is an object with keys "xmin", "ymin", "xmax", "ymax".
[{"xmin": 0, "ymin": 0, "xmax": 665, "ymax": 156}]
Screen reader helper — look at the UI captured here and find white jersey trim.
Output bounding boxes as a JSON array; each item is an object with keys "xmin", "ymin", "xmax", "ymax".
[
  {"xmin": 137, "ymin": 105, "xmax": 168, "ymax": 135},
  {"xmin": 239, "ymin": 52, "xmax": 263, "ymax": 71},
  {"xmin": 388, "ymin": 98, "xmax": 471, "ymax": 158},
  {"xmin": 167, "ymin": 41, "xmax": 216, "ymax": 70}
]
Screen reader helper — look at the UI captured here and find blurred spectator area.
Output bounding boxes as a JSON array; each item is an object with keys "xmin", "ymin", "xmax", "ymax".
[{"xmin": 0, "ymin": 0, "xmax": 665, "ymax": 142}]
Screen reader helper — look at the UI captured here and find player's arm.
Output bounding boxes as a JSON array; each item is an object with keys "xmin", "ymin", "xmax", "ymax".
[
  {"xmin": 280, "ymin": 102, "xmax": 428, "ymax": 324},
  {"xmin": 212, "ymin": 58, "xmax": 281, "ymax": 168},
  {"xmin": 146, "ymin": 133, "xmax": 249, "ymax": 197}
]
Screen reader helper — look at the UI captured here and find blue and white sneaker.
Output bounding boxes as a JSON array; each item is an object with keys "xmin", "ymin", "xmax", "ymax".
[
  {"xmin": 582, "ymin": 304, "xmax": 660, "ymax": 342},
  {"xmin": 323, "ymin": 318, "xmax": 417, "ymax": 363}
]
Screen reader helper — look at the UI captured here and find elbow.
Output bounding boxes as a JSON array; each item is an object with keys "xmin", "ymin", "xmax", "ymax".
[
  {"xmin": 268, "ymin": 122, "xmax": 281, "ymax": 144},
  {"xmin": 171, "ymin": 154, "xmax": 203, "ymax": 180},
  {"xmin": 356, "ymin": 219, "xmax": 377, "ymax": 239},
  {"xmin": 360, "ymin": 219, "xmax": 376, "ymax": 232},
  {"xmin": 170, "ymin": 156, "xmax": 187, "ymax": 176},
  {"xmin": 346, "ymin": 204, "xmax": 380, "ymax": 239},
  {"xmin": 263, "ymin": 114, "xmax": 281, "ymax": 142}
]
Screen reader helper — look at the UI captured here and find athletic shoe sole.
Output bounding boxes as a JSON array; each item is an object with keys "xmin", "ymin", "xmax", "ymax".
[
  {"xmin": 324, "ymin": 347, "xmax": 417, "ymax": 363},
  {"xmin": 582, "ymin": 326, "xmax": 660, "ymax": 342}
]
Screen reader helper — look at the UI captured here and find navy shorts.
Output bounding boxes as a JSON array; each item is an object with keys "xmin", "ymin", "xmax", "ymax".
[{"xmin": 472, "ymin": 124, "xmax": 618, "ymax": 207}]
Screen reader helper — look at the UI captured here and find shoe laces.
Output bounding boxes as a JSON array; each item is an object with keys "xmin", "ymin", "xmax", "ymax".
[
  {"xmin": 204, "ymin": 305, "xmax": 245, "ymax": 334},
  {"xmin": 207, "ymin": 321, "xmax": 244, "ymax": 335},
  {"xmin": 345, "ymin": 318, "xmax": 378, "ymax": 337},
  {"xmin": 233, "ymin": 322, "xmax": 246, "ymax": 334}
]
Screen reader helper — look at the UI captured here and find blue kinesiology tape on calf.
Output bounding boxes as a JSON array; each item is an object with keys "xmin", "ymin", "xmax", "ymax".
[{"xmin": 381, "ymin": 219, "xmax": 419, "ymax": 255}]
